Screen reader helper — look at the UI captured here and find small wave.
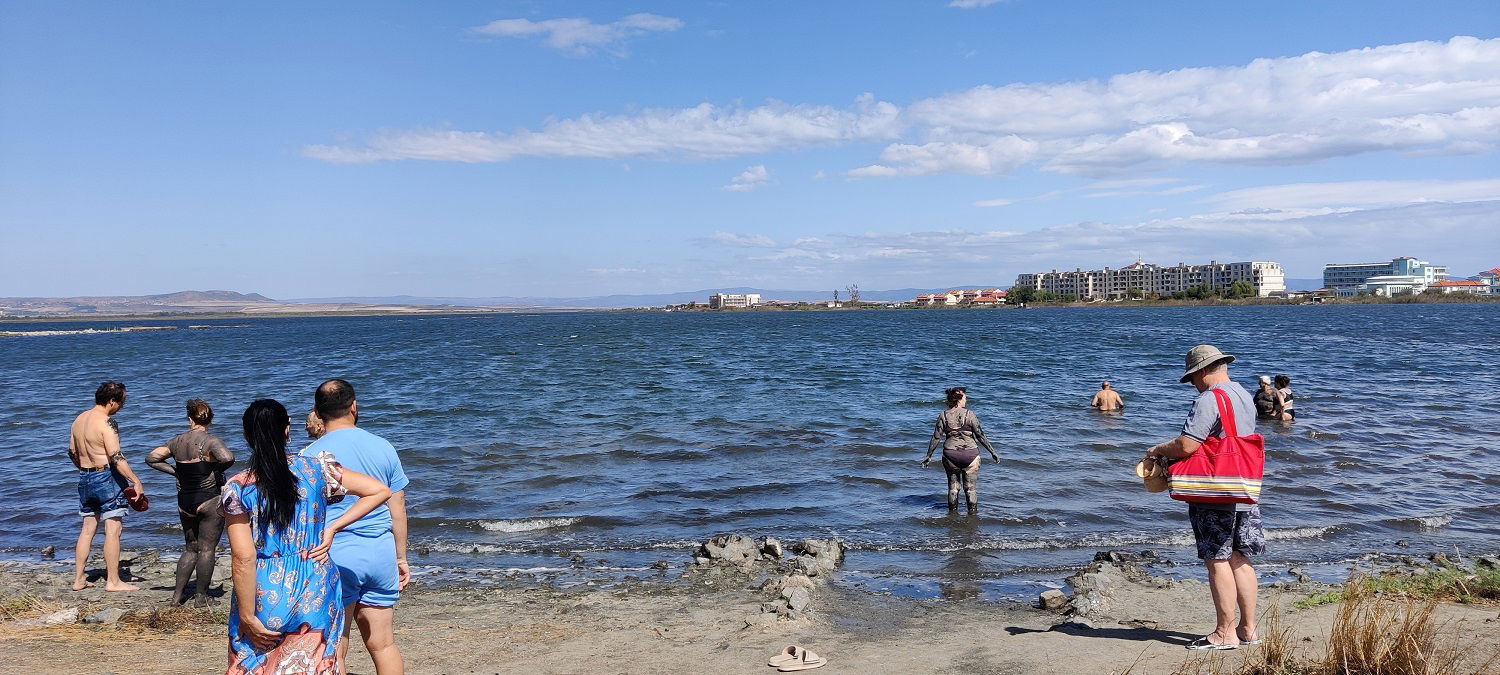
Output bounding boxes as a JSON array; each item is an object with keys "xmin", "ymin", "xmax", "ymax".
[
  {"xmin": 0, "ymin": 326, "xmax": 177, "ymax": 337},
  {"xmin": 187, "ymin": 324, "xmax": 251, "ymax": 330},
  {"xmin": 1381, "ymin": 515, "xmax": 1452, "ymax": 531},
  {"xmin": 479, "ymin": 517, "xmax": 586, "ymax": 533},
  {"xmin": 1264, "ymin": 525, "xmax": 1338, "ymax": 541}
]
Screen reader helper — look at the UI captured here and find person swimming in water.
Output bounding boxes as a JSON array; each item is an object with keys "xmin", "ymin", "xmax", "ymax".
[
  {"xmin": 145, "ymin": 398, "xmax": 236, "ymax": 605},
  {"xmin": 1091, "ymin": 381, "xmax": 1124, "ymax": 411},
  {"xmin": 921, "ymin": 387, "xmax": 1000, "ymax": 512}
]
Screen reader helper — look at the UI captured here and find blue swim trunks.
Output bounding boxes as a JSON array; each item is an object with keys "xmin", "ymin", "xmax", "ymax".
[
  {"xmin": 331, "ymin": 530, "xmax": 399, "ymax": 607},
  {"xmin": 77, "ymin": 468, "xmax": 128, "ymax": 519}
]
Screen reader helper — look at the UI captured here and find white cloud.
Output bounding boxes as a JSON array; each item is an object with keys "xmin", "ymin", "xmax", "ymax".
[
  {"xmin": 891, "ymin": 36, "xmax": 1500, "ymax": 176},
  {"xmin": 949, "ymin": 0, "xmax": 1006, "ymax": 7},
  {"xmin": 723, "ymin": 164, "xmax": 773, "ymax": 191},
  {"xmin": 811, "ymin": 170, "xmax": 827, "ymax": 180},
  {"xmin": 305, "ymin": 94, "xmax": 901, "ymax": 164},
  {"xmin": 309, "ymin": 37, "xmax": 1500, "ymax": 179},
  {"xmin": 710, "ymin": 232, "xmax": 776, "ymax": 247},
  {"xmin": 586, "ymin": 267, "xmax": 648, "ymax": 275},
  {"xmin": 973, "ymin": 198, "xmax": 1014, "ymax": 207},
  {"xmin": 848, "ymin": 136, "xmax": 1038, "ymax": 177},
  {"xmin": 471, "ymin": 13, "xmax": 683, "ymax": 56}
]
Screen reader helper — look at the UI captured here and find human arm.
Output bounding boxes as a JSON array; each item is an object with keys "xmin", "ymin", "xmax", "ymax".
[
  {"xmin": 67, "ymin": 433, "xmax": 81, "ymax": 469},
  {"xmin": 388, "ymin": 491, "xmax": 409, "ymax": 589},
  {"xmin": 207, "ymin": 436, "xmax": 236, "ymax": 473},
  {"xmin": 1090, "ymin": 392, "xmax": 1102, "ymax": 408},
  {"xmin": 306, "ymin": 469, "xmax": 391, "ymax": 563},
  {"xmin": 1145, "ymin": 435, "xmax": 1202, "ymax": 461},
  {"xmin": 972, "ymin": 415, "xmax": 999, "ymax": 462},
  {"xmin": 103, "ymin": 425, "xmax": 145, "ymax": 494},
  {"xmin": 225, "ymin": 512, "xmax": 278, "ymax": 649},
  {"xmin": 923, "ymin": 417, "xmax": 944, "ymax": 466},
  {"xmin": 145, "ymin": 446, "xmax": 175, "ymax": 476}
]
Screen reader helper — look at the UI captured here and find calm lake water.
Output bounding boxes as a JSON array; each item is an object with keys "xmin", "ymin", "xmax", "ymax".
[{"xmin": 3, "ymin": 304, "xmax": 1498, "ymax": 600}]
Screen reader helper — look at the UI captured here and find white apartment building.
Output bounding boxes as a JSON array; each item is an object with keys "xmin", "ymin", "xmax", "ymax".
[
  {"xmin": 708, "ymin": 293, "xmax": 762, "ymax": 309},
  {"xmin": 1014, "ymin": 260, "xmax": 1286, "ymax": 300}
]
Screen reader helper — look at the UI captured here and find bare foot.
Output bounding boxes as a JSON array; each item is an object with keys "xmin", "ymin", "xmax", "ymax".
[
  {"xmin": 71, "ymin": 579, "xmax": 95, "ymax": 591},
  {"xmin": 104, "ymin": 581, "xmax": 140, "ymax": 592}
]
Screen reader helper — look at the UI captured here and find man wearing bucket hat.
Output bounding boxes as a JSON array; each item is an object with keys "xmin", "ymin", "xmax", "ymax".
[{"xmin": 1144, "ymin": 345, "xmax": 1264, "ymax": 651}]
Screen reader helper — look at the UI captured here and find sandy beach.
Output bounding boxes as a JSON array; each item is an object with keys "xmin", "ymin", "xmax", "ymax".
[{"xmin": 4, "ymin": 542, "xmax": 1498, "ymax": 675}]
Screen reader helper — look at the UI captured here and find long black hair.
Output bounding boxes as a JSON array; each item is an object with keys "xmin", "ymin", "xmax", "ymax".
[{"xmin": 242, "ymin": 399, "xmax": 298, "ymax": 534}]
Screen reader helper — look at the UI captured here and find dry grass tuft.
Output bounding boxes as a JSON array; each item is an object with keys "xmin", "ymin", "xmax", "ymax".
[
  {"xmin": 1318, "ymin": 576, "xmax": 1467, "ymax": 675},
  {"xmin": 120, "ymin": 604, "xmax": 223, "ymax": 632},
  {"xmin": 0, "ymin": 592, "xmax": 66, "ymax": 620},
  {"xmin": 1173, "ymin": 578, "xmax": 1499, "ymax": 675}
]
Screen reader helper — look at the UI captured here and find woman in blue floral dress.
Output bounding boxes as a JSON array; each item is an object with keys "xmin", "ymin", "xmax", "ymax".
[{"xmin": 222, "ymin": 399, "xmax": 391, "ymax": 675}]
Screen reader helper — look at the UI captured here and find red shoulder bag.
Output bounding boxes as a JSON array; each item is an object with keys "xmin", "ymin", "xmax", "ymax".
[{"xmin": 1167, "ymin": 389, "xmax": 1265, "ymax": 504}]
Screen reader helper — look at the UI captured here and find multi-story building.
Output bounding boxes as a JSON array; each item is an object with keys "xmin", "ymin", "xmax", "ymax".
[
  {"xmin": 1323, "ymin": 257, "xmax": 1446, "ymax": 295},
  {"xmin": 1014, "ymin": 261, "xmax": 1285, "ymax": 300},
  {"xmin": 708, "ymin": 293, "xmax": 762, "ymax": 309}
]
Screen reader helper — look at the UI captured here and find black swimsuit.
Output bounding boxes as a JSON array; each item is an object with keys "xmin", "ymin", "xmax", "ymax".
[{"xmin": 175, "ymin": 461, "xmax": 221, "ymax": 515}]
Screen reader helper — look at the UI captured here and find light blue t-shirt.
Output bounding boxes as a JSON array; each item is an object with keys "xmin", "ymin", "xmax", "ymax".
[{"xmin": 302, "ymin": 427, "xmax": 409, "ymax": 538}]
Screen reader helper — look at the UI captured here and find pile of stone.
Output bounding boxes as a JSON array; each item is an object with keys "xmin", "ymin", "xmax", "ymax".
[
  {"xmin": 687, "ymin": 533, "xmax": 846, "ymax": 629},
  {"xmin": 1035, "ymin": 550, "xmax": 1172, "ymax": 620}
]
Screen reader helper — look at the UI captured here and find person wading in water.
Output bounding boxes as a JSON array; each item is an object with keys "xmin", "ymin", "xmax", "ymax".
[{"xmin": 921, "ymin": 387, "xmax": 1000, "ymax": 512}]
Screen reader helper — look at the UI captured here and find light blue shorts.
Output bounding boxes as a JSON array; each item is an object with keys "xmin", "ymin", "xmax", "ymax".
[{"xmin": 331, "ymin": 530, "xmax": 399, "ymax": 608}]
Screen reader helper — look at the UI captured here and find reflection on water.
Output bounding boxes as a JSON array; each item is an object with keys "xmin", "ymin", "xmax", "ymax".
[{"xmin": 938, "ymin": 514, "xmax": 985, "ymax": 602}]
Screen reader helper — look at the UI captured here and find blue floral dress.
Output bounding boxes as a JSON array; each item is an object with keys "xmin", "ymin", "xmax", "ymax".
[{"xmin": 219, "ymin": 453, "xmax": 347, "ymax": 675}]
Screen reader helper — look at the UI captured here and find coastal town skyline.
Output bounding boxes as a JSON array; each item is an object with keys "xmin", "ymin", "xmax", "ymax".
[{"xmin": 3, "ymin": 3, "xmax": 1497, "ymax": 299}]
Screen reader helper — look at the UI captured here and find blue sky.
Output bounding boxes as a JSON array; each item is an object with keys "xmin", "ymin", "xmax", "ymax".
[{"xmin": 2, "ymin": 1, "xmax": 1497, "ymax": 297}]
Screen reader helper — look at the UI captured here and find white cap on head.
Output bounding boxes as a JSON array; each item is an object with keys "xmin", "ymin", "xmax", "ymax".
[{"xmin": 1258, "ymin": 375, "xmax": 1271, "ymax": 384}]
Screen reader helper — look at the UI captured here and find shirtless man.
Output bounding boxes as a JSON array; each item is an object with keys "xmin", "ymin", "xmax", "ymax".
[
  {"xmin": 68, "ymin": 381, "xmax": 146, "ymax": 592},
  {"xmin": 1091, "ymin": 381, "xmax": 1124, "ymax": 411}
]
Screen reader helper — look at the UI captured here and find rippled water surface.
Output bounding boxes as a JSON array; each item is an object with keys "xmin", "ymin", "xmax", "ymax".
[{"xmin": 3, "ymin": 305, "xmax": 1498, "ymax": 599}]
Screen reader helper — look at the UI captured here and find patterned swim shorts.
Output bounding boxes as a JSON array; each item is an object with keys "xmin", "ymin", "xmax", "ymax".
[{"xmin": 1187, "ymin": 504, "xmax": 1265, "ymax": 560}]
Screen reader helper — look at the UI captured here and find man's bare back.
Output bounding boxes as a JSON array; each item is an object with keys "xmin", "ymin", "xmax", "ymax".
[
  {"xmin": 69, "ymin": 407, "xmax": 117, "ymax": 469},
  {"xmin": 1091, "ymin": 383, "xmax": 1124, "ymax": 411}
]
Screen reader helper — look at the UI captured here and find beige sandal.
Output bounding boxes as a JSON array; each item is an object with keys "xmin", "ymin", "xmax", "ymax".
[
  {"xmin": 777, "ymin": 649, "xmax": 827, "ymax": 671},
  {"xmin": 767, "ymin": 645, "xmax": 805, "ymax": 668}
]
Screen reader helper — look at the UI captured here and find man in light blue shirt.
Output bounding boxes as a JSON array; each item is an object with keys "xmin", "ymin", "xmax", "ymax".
[{"xmin": 303, "ymin": 379, "xmax": 408, "ymax": 674}]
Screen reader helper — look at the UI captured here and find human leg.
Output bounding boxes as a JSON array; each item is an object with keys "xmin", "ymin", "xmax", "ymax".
[
  {"xmin": 1231, "ymin": 552, "xmax": 1258, "ymax": 641},
  {"xmin": 941, "ymin": 458, "xmax": 961, "ymax": 510},
  {"xmin": 173, "ymin": 509, "xmax": 199, "ymax": 604},
  {"xmin": 961, "ymin": 459, "xmax": 980, "ymax": 511},
  {"xmin": 1204, "ymin": 558, "xmax": 1239, "ymax": 645},
  {"xmin": 338, "ymin": 602, "xmax": 356, "ymax": 675},
  {"xmin": 73, "ymin": 515, "xmax": 99, "ymax": 590},
  {"xmin": 193, "ymin": 498, "xmax": 224, "ymax": 605},
  {"xmin": 354, "ymin": 605, "xmax": 405, "ymax": 675},
  {"xmin": 102, "ymin": 516, "xmax": 137, "ymax": 592},
  {"xmin": 1188, "ymin": 504, "xmax": 1239, "ymax": 648}
]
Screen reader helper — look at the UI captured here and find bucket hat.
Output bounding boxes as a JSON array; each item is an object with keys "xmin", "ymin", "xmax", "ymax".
[
  {"xmin": 1135, "ymin": 459, "xmax": 1168, "ymax": 493},
  {"xmin": 1180, "ymin": 344, "xmax": 1235, "ymax": 383}
]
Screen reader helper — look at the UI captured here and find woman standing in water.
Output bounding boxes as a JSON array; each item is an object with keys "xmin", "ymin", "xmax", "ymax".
[
  {"xmin": 921, "ymin": 387, "xmax": 1000, "ymax": 512},
  {"xmin": 146, "ymin": 399, "xmax": 236, "ymax": 606},
  {"xmin": 222, "ymin": 399, "xmax": 390, "ymax": 675}
]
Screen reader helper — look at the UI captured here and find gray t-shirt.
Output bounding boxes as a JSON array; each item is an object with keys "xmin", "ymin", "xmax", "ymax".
[{"xmin": 1180, "ymin": 381, "xmax": 1257, "ymax": 511}]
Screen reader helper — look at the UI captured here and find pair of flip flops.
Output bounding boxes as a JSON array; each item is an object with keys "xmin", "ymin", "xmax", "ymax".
[{"xmin": 767, "ymin": 645, "xmax": 827, "ymax": 671}]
